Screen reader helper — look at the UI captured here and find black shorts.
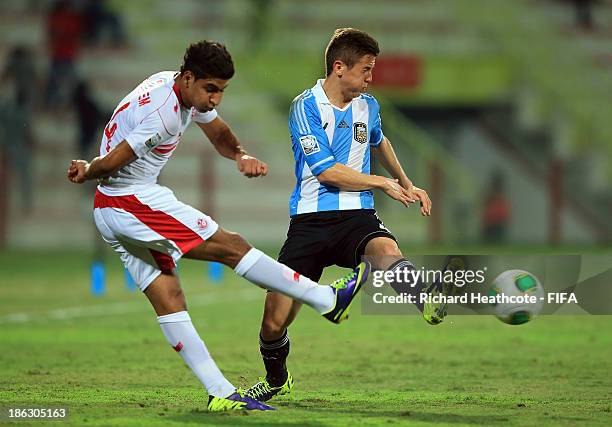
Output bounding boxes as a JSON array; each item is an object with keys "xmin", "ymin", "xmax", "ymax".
[{"xmin": 278, "ymin": 209, "xmax": 396, "ymax": 282}]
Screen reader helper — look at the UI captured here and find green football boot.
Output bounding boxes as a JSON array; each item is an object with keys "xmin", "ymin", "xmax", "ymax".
[
  {"xmin": 245, "ymin": 371, "xmax": 294, "ymax": 402},
  {"xmin": 423, "ymin": 256, "xmax": 466, "ymax": 325},
  {"xmin": 207, "ymin": 388, "xmax": 275, "ymax": 412}
]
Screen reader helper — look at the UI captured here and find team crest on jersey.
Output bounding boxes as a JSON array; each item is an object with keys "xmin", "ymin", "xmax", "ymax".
[
  {"xmin": 145, "ymin": 133, "xmax": 163, "ymax": 149},
  {"xmin": 353, "ymin": 122, "xmax": 368, "ymax": 144},
  {"xmin": 299, "ymin": 135, "xmax": 320, "ymax": 155}
]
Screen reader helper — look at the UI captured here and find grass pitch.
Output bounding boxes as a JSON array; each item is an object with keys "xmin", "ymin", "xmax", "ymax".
[{"xmin": 0, "ymin": 251, "xmax": 610, "ymax": 426}]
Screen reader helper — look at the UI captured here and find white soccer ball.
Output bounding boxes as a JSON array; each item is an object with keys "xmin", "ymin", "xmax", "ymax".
[{"xmin": 488, "ymin": 269, "xmax": 545, "ymax": 325}]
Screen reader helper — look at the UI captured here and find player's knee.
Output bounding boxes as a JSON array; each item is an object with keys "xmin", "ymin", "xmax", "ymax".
[
  {"xmin": 227, "ymin": 231, "xmax": 251, "ymax": 255},
  {"xmin": 166, "ymin": 287, "xmax": 187, "ymax": 312},
  {"xmin": 378, "ymin": 241, "xmax": 401, "ymax": 257},
  {"xmin": 222, "ymin": 230, "xmax": 252, "ymax": 265}
]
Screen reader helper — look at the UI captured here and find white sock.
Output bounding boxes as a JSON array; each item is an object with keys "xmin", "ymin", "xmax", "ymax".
[
  {"xmin": 157, "ymin": 311, "xmax": 235, "ymax": 398},
  {"xmin": 234, "ymin": 248, "xmax": 334, "ymax": 314}
]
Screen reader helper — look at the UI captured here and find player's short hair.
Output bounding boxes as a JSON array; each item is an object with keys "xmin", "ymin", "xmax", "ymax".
[
  {"xmin": 180, "ymin": 40, "xmax": 235, "ymax": 80},
  {"xmin": 325, "ymin": 28, "xmax": 380, "ymax": 76}
]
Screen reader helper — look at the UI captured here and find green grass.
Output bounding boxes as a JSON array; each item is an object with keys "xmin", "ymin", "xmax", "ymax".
[{"xmin": 0, "ymin": 251, "xmax": 610, "ymax": 426}]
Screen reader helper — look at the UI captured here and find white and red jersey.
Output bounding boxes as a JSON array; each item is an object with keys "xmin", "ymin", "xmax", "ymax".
[{"xmin": 97, "ymin": 71, "xmax": 217, "ymax": 195}]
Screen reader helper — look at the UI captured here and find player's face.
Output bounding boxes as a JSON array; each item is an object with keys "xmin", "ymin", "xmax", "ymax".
[
  {"xmin": 341, "ymin": 54, "xmax": 376, "ymax": 99},
  {"xmin": 187, "ymin": 77, "xmax": 229, "ymax": 113}
]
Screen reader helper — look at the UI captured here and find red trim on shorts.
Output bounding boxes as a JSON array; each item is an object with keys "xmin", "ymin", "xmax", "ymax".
[
  {"xmin": 149, "ymin": 249, "xmax": 176, "ymax": 274},
  {"xmin": 94, "ymin": 190, "xmax": 205, "ymax": 254}
]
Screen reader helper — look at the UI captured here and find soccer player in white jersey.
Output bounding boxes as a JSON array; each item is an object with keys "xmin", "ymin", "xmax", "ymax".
[
  {"xmin": 246, "ymin": 28, "xmax": 462, "ymax": 402},
  {"xmin": 66, "ymin": 40, "xmax": 371, "ymax": 412}
]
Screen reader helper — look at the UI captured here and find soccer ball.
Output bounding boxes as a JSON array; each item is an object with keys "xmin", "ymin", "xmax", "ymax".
[{"xmin": 488, "ymin": 270, "xmax": 544, "ymax": 325}]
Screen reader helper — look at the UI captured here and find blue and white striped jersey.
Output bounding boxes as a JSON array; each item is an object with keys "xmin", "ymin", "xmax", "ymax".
[{"xmin": 288, "ymin": 79, "xmax": 384, "ymax": 217}]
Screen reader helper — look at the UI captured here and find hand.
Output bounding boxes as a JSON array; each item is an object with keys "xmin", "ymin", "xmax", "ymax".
[
  {"xmin": 381, "ymin": 178, "xmax": 417, "ymax": 207},
  {"xmin": 236, "ymin": 154, "xmax": 269, "ymax": 178},
  {"xmin": 407, "ymin": 185, "xmax": 432, "ymax": 216},
  {"xmin": 67, "ymin": 160, "xmax": 89, "ymax": 184}
]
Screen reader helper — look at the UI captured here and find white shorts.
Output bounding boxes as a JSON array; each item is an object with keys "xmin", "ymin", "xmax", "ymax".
[{"xmin": 93, "ymin": 185, "xmax": 219, "ymax": 291}]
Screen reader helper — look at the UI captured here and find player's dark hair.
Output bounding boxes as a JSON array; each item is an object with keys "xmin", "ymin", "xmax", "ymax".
[
  {"xmin": 180, "ymin": 40, "xmax": 234, "ymax": 80},
  {"xmin": 325, "ymin": 28, "xmax": 379, "ymax": 76}
]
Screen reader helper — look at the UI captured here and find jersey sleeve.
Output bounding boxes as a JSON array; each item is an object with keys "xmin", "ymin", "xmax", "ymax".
[
  {"xmin": 369, "ymin": 102, "xmax": 384, "ymax": 147},
  {"xmin": 289, "ymin": 97, "xmax": 336, "ymax": 176},
  {"xmin": 124, "ymin": 109, "xmax": 177, "ymax": 158},
  {"xmin": 191, "ymin": 109, "xmax": 218, "ymax": 124}
]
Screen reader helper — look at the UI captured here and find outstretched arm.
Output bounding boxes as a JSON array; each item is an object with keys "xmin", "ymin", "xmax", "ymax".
[
  {"xmin": 67, "ymin": 141, "xmax": 136, "ymax": 184},
  {"xmin": 317, "ymin": 163, "xmax": 415, "ymax": 208},
  {"xmin": 372, "ymin": 137, "xmax": 431, "ymax": 216},
  {"xmin": 197, "ymin": 117, "xmax": 268, "ymax": 178}
]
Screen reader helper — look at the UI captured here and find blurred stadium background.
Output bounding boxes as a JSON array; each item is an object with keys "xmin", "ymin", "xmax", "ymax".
[{"xmin": 0, "ymin": 0, "xmax": 611, "ymax": 250}]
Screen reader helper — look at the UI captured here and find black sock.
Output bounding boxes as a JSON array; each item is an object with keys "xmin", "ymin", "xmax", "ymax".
[
  {"xmin": 259, "ymin": 331, "xmax": 290, "ymax": 387},
  {"xmin": 387, "ymin": 259, "xmax": 427, "ymax": 312}
]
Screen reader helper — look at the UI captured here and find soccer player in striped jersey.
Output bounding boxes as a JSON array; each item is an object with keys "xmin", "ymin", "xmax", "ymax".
[
  {"xmin": 246, "ymin": 28, "xmax": 459, "ymax": 402},
  {"xmin": 66, "ymin": 40, "xmax": 370, "ymax": 412}
]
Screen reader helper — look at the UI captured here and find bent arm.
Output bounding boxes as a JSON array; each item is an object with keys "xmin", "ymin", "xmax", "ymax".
[
  {"xmin": 197, "ymin": 117, "xmax": 246, "ymax": 161},
  {"xmin": 317, "ymin": 163, "xmax": 414, "ymax": 207},
  {"xmin": 86, "ymin": 141, "xmax": 136, "ymax": 180},
  {"xmin": 196, "ymin": 117, "xmax": 268, "ymax": 177},
  {"xmin": 68, "ymin": 141, "xmax": 136, "ymax": 184},
  {"xmin": 372, "ymin": 137, "xmax": 413, "ymax": 191},
  {"xmin": 317, "ymin": 163, "xmax": 385, "ymax": 191},
  {"xmin": 373, "ymin": 137, "xmax": 432, "ymax": 215}
]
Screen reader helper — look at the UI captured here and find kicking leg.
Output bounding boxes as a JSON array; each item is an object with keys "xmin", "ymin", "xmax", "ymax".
[
  {"xmin": 365, "ymin": 237, "xmax": 463, "ymax": 324},
  {"xmin": 364, "ymin": 237, "xmax": 427, "ymax": 310},
  {"xmin": 185, "ymin": 228, "xmax": 369, "ymax": 320}
]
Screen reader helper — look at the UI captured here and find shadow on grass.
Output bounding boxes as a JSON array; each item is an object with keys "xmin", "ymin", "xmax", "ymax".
[
  {"xmin": 169, "ymin": 410, "xmax": 324, "ymax": 426},
  {"xmin": 168, "ymin": 403, "xmax": 513, "ymax": 426},
  {"xmin": 286, "ymin": 399, "xmax": 514, "ymax": 425}
]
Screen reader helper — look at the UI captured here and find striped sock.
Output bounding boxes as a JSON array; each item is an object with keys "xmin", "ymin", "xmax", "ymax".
[
  {"xmin": 387, "ymin": 259, "xmax": 426, "ymax": 312},
  {"xmin": 259, "ymin": 331, "xmax": 290, "ymax": 387}
]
